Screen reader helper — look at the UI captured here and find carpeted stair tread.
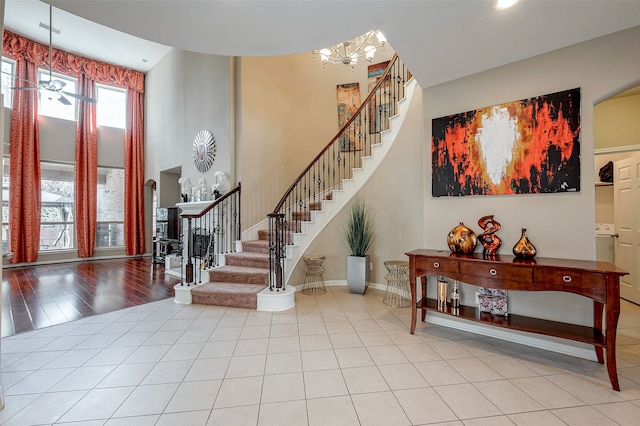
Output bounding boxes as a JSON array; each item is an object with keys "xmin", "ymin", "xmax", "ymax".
[
  {"xmin": 257, "ymin": 229, "xmax": 293, "ymax": 244},
  {"xmin": 191, "ymin": 282, "xmax": 267, "ymax": 309},
  {"xmin": 292, "ymin": 211, "xmax": 311, "ymax": 221},
  {"xmin": 309, "ymin": 201, "xmax": 323, "ymax": 211},
  {"xmin": 208, "ymin": 265, "xmax": 269, "ymax": 285},
  {"xmin": 242, "ymin": 239, "xmax": 270, "ymax": 254},
  {"xmin": 225, "ymin": 251, "xmax": 270, "ymax": 269}
]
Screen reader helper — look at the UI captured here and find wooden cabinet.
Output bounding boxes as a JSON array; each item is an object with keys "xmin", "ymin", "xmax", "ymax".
[{"xmin": 406, "ymin": 249, "xmax": 628, "ymax": 391}]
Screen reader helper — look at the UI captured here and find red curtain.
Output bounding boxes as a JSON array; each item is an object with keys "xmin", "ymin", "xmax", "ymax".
[
  {"xmin": 75, "ymin": 76, "xmax": 98, "ymax": 257},
  {"xmin": 3, "ymin": 30, "xmax": 147, "ymax": 258},
  {"xmin": 9, "ymin": 58, "xmax": 41, "ymax": 263},
  {"xmin": 125, "ymin": 87, "xmax": 145, "ymax": 255}
]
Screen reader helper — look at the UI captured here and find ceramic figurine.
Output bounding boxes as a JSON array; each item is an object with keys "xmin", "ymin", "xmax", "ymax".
[{"xmin": 477, "ymin": 215, "xmax": 502, "ymax": 257}]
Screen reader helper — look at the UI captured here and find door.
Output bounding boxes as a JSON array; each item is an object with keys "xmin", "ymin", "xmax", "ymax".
[{"xmin": 614, "ymin": 153, "xmax": 640, "ymax": 304}]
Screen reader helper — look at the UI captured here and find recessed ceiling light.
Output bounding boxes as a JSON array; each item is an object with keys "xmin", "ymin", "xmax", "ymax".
[{"xmin": 496, "ymin": 0, "xmax": 520, "ymax": 10}]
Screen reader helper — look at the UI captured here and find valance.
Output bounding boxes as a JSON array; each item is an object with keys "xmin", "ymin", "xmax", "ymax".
[{"xmin": 3, "ymin": 30, "xmax": 144, "ymax": 93}]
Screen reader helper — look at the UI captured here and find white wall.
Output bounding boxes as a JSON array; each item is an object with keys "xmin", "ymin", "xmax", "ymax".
[
  {"xmin": 145, "ymin": 49, "xmax": 233, "ymax": 208},
  {"xmin": 145, "ymin": 48, "xmax": 184, "ymax": 207},
  {"xmin": 422, "ymin": 25, "xmax": 640, "ymax": 326}
]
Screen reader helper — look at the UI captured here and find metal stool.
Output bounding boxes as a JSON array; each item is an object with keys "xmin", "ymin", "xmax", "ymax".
[
  {"xmin": 302, "ymin": 255, "xmax": 326, "ymax": 295},
  {"xmin": 383, "ymin": 260, "xmax": 411, "ymax": 307}
]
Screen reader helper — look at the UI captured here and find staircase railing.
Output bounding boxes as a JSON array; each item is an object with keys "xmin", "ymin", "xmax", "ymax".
[
  {"xmin": 180, "ymin": 183, "xmax": 241, "ymax": 285},
  {"xmin": 267, "ymin": 54, "xmax": 410, "ymax": 289}
]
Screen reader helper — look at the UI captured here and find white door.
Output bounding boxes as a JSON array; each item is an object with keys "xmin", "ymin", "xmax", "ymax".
[{"xmin": 614, "ymin": 154, "xmax": 640, "ymax": 304}]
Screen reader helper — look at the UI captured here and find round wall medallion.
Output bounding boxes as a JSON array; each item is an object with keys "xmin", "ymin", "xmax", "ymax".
[{"xmin": 193, "ymin": 129, "xmax": 216, "ymax": 173}]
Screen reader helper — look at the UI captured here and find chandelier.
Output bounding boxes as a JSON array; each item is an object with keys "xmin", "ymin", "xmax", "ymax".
[{"xmin": 313, "ymin": 29, "xmax": 387, "ymax": 70}]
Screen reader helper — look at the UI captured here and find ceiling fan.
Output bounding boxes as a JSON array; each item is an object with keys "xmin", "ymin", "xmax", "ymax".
[{"xmin": 10, "ymin": 4, "xmax": 96, "ymax": 105}]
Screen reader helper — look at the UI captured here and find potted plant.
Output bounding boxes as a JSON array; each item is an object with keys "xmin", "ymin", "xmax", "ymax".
[{"xmin": 343, "ymin": 197, "xmax": 374, "ymax": 294}]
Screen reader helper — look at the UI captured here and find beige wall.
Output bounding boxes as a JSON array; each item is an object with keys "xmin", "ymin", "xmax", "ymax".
[
  {"xmin": 239, "ymin": 49, "xmax": 394, "ymax": 229},
  {"xmin": 288, "ymin": 83, "xmax": 425, "ymax": 287},
  {"xmin": 594, "ymin": 92, "xmax": 640, "ymax": 150},
  {"xmin": 593, "ymin": 91, "xmax": 640, "ymax": 224}
]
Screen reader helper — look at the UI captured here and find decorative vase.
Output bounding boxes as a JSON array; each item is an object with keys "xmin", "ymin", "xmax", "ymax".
[
  {"xmin": 347, "ymin": 255, "xmax": 369, "ymax": 294},
  {"xmin": 447, "ymin": 222, "xmax": 477, "ymax": 254},
  {"xmin": 513, "ymin": 228, "xmax": 537, "ymax": 259},
  {"xmin": 477, "ymin": 215, "xmax": 502, "ymax": 257}
]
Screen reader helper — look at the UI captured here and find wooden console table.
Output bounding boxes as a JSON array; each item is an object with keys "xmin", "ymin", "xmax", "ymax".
[{"xmin": 405, "ymin": 249, "xmax": 628, "ymax": 391}]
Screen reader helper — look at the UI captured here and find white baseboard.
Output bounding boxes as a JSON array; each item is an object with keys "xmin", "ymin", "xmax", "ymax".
[
  {"xmin": 316, "ymin": 281, "xmax": 598, "ymax": 361},
  {"xmin": 424, "ymin": 311, "xmax": 597, "ymax": 361}
]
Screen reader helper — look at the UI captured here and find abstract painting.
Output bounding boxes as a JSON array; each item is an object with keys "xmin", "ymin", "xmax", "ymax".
[
  {"xmin": 337, "ymin": 82, "xmax": 361, "ymax": 151},
  {"xmin": 432, "ymin": 88, "xmax": 581, "ymax": 197},
  {"xmin": 368, "ymin": 61, "xmax": 391, "ymax": 133}
]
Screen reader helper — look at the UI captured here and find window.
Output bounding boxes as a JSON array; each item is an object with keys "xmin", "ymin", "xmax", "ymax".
[
  {"xmin": 40, "ymin": 162, "xmax": 75, "ymax": 251},
  {"xmin": 2, "ymin": 160, "xmax": 76, "ymax": 252},
  {"xmin": 97, "ymin": 85, "xmax": 126, "ymax": 129},
  {"xmin": 2, "ymin": 158, "xmax": 9, "ymax": 253},
  {"xmin": 38, "ymin": 69, "xmax": 77, "ymax": 121},
  {"xmin": 96, "ymin": 167, "xmax": 124, "ymax": 248},
  {"xmin": 2, "ymin": 161, "xmax": 126, "ymax": 253},
  {"xmin": 1, "ymin": 59, "xmax": 14, "ymax": 108}
]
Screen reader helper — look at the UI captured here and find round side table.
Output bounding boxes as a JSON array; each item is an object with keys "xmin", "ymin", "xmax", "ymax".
[
  {"xmin": 302, "ymin": 255, "xmax": 326, "ymax": 296},
  {"xmin": 383, "ymin": 260, "xmax": 411, "ymax": 307}
]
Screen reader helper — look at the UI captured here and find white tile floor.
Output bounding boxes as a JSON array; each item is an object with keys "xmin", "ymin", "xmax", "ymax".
[{"xmin": 2, "ymin": 286, "xmax": 640, "ymax": 425}]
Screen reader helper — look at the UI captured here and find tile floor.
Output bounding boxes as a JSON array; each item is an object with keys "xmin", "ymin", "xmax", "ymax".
[{"xmin": 1, "ymin": 286, "xmax": 640, "ymax": 425}]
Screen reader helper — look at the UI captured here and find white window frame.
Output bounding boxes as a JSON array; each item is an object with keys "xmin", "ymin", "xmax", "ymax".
[
  {"xmin": 1, "ymin": 58, "xmax": 15, "ymax": 109},
  {"xmin": 96, "ymin": 83, "xmax": 126, "ymax": 129},
  {"xmin": 39, "ymin": 161, "xmax": 76, "ymax": 252},
  {"xmin": 96, "ymin": 166, "xmax": 125, "ymax": 248}
]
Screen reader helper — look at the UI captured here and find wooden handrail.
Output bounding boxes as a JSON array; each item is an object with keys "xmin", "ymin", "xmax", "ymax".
[
  {"xmin": 180, "ymin": 183, "xmax": 241, "ymax": 219},
  {"xmin": 271, "ymin": 54, "xmax": 399, "ymax": 214}
]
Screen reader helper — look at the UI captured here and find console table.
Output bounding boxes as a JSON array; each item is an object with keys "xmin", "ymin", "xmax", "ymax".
[{"xmin": 405, "ymin": 249, "xmax": 628, "ymax": 391}]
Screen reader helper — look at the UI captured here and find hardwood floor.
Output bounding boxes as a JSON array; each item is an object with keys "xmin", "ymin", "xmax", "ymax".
[{"xmin": 1, "ymin": 257, "xmax": 180, "ymax": 337}]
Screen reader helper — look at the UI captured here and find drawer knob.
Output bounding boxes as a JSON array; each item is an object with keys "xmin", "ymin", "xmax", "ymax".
[
  {"xmin": 433, "ymin": 262, "xmax": 440, "ymax": 268},
  {"xmin": 563, "ymin": 275, "xmax": 572, "ymax": 283},
  {"xmin": 489, "ymin": 268, "xmax": 498, "ymax": 276}
]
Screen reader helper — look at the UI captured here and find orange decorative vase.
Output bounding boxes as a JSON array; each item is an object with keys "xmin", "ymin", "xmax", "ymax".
[
  {"xmin": 447, "ymin": 222, "xmax": 477, "ymax": 254},
  {"xmin": 513, "ymin": 228, "xmax": 537, "ymax": 259}
]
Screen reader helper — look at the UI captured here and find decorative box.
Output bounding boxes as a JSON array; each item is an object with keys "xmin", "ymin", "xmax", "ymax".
[{"xmin": 477, "ymin": 287, "xmax": 508, "ymax": 316}]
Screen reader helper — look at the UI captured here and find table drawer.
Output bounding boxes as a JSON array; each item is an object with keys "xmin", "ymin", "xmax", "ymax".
[
  {"xmin": 416, "ymin": 257, "xmax": 458, "ymax": 275},
  {"xmin": 534, "ymin": 269, "xmax": 605, "ymax": 289},
  {"xmin": 460, "ymin": 262, "xmax": 533, "ymax": 282}
]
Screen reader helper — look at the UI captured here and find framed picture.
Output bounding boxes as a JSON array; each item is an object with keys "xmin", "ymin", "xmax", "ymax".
[
  {"xmin": 336, "ymin": 82, "xmax": 361, "ymax": 151},
  {"xmin": 432, "ymin": 88, "xmax": 581, "ymax": 197},
  {"xmin": 368, "ymin": 61, "xmax": 391, "ymax": 134}
]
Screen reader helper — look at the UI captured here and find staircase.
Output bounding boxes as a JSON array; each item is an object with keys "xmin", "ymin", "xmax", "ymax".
[
  {"xmin": 176, "ymin": 55, "xmax": 415, "ymax": 311},
  {"xmin": 190, "ymin": 240, "xmax": 269, "ymax": 309}
]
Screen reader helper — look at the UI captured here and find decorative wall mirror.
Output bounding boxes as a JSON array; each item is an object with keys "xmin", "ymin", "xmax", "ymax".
[{"xmin": 193, "ymin": 129, "xmax": 216, "ymax": 173}]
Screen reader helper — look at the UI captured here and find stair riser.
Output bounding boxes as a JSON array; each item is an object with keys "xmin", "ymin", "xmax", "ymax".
[
  {"xmin": 192, "ymin": 291, "xmax": 258, "ymax": 309},
  {"xmin": 292, "ymin": 211, "xmax": 311, "ymax": 221}
]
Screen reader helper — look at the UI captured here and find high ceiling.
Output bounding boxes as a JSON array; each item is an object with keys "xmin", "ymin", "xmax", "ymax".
[{"xmin": 5, "ymin": 1, "xmax": 640, "ymax": 89}]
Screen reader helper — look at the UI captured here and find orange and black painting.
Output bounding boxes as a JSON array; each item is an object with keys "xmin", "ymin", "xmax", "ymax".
[{"xmin": 432, "ymin": 88, "xmax": 581, "ymax": 197}]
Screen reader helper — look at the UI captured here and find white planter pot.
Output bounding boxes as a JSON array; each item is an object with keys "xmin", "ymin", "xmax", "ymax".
[{"xmin": 347, "ymin": 255, "xmax": 369, "ymax": 295}]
